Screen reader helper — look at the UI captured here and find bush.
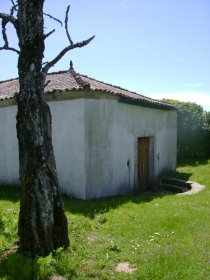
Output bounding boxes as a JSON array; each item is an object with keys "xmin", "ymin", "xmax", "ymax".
[{"xmin": 163, "ymin": 99, "xmax": 210, "ymax": 161}]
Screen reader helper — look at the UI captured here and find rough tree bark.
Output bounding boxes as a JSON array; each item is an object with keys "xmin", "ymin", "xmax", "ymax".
[
  {"xmin": 16, "ymin": 1, "xmax": 70, "ymax": 256},
  {"xmin": 0, "ymin": 0, "xmax": 94, "ymax": 256}
]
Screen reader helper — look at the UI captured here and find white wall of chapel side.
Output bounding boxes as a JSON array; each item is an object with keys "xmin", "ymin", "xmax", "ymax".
[
  {"xmin": 0, "ymin": 96, "xmax": 177, "ymax": 199},
  {"xmin": 0, "ymin": 100, "xmax": 87, "ymax": 199},
  {"xmin": 84, "ymin": 98, "xmax": 177, "ymax": 199},
  {"xmin": 50, "ymin": 99, "xmax": 86, "ymax": 199},
  {"xmin": 0, "ymin": 105, "xmax": 19, "ymax": 185}
]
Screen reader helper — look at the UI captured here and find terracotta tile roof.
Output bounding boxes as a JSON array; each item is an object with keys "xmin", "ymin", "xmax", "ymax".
[{"xmin": 0, "ymin": 69, "xmax": 175, "ymax": 109}]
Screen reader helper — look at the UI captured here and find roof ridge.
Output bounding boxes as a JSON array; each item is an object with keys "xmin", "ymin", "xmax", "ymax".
[
  {"xmin": 0, "ymin": 71, "xmax": 70, "ymax": 83},
  {"xmin": 80, "ymin": 73, "xmax": 149, "ymax": 97},
  {"xmin": 79, "ymin": 73, "xmax": 160, "ymax": 102},
  {"xmin": 71, "ymin": 70, "xmax": 90, "ymax": 89},
  {"xmin": 0, "ymin": 69, "xmax": 176, "ymax": 109},
  {"xmin": 0, "ymin": 70, "xmax": 90, "ymax": 89},
  {"xmin": 79, "ymin": 73, "xmax": 175, "ymax": 108},
  {"xmin": 0, "ymin": 77, "xmax": 18, "ymax": 84},
  {"xmin": 47, "ymin": 70, "xmax": 69, "ymax": 76}
]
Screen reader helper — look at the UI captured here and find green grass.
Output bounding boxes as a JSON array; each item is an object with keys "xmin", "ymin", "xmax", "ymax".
[{"xmin": 0, "ymin": 160, "xmax": 210, "ymax": 279}]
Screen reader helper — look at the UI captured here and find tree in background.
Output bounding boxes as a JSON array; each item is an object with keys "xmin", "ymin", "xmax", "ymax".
[
  {"xmin": 0, "ymin": 0, "xmax": 94, "ymax": 256},
  {"xmin": 202, "ymin": 111, "xmax": 210, "ymax": 156},
  {"xmin": 203, "ymin": 111, "xmax": 210, "ymax": 131},
  {"xmin": 163, "ymin": 99, "xmax": 210, "ymax": 160}
]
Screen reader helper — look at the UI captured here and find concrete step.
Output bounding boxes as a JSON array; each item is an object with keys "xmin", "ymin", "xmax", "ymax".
[
  {"xmin": 162, "ymin": 177, "xmax": 191, "ymax": 190},
  {"xmin": 160, "ymin": 183, "xmax": 189, "ymax": 193}
]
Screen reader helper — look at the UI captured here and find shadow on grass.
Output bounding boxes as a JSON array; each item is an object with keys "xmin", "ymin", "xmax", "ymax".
[
  {"xmin": 0, "ymin": 185, "xmax": 20, "ymax": 203},
  {"xmin": 0, "ymin": 185, "xmax": 159, "ymax": 218},
  {"xmin": 0, "ymin": 250, "xmax": 37, "ymax": 280},
  {"xmin": 0, "ymin": 185, "xmax": 161, "ymax": 218},
  {"xmin": 0, "ymin": 249, "xmax": 76, "ymax": 280},
  {"xmin": 63, "ymin": 191, "xmax": 174, "ymax": 219},
  {"xmin": 177, "ymin": 157, "xmax": 209, "ymax": 167},
  {"xmin": 164, "ymin": 171, "xmax": 193, "ymax": 181},
  {"xmin": 0, "ymin": 169, "xmax": 193, "ymax": 220}
]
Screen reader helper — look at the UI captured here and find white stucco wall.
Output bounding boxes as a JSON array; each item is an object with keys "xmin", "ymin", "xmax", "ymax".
[
  {"xmin": 50, "ymin": 100, "xmax": 86, "ymax": 199},
  {"xmin": 0, "ymin": 96, "xmax": 177, "ymax": 199},
  {"xmin": 84, "ymin": 98, "xmax": 177, "ymax": 198},
  {"xmin": 0, "ymin": 100, "xmax": 87, "ymax": 199},
  {"xmin": 0, "ymin": 105, "xmax": 19, "ymax": 185}
]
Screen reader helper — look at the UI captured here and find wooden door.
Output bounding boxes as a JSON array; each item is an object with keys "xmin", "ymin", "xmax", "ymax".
[{"xmin": 137, "ymin": 137, "xmax": 149, "ymax": 193}]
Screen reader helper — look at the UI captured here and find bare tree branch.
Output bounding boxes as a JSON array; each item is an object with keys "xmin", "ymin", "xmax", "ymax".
[
  {"xmin": 44, "ymin": 80, "xmax": 51, "ymax": 88},
  {"xmin": 0, "ymin": 13, "xmax": 19, "ymax": 54},
  {"xmin": 2, "ymin": 19, "xmax": 9, "ymax": 48},
  {"xmin": 0, "ymin": 13, "xmax": 17, "ymax": 28},
  {"xmin": 65, "ymin": 5, "xmax": 73, "ymax": 45},
  {"xmin": 42, "ymin": 35, "xmax": 95, "ymax": 75},
  {"xmin": 11, "ymin": 0, "xmax": 17, "ymax": 6},
  {"xmin": 44, "ymin": 29, "xmax": 55, "ymax": 39},
  {"xmin": 44, "ymin": 12, "xmax": 62, "ymax": 27},
  {"xmin": 0, "ymin": 46, "xmax": 20, "ymax": 54},
  {"xmin": 10, "ymin": 6, "xmax": 17, "ymax": 16},
  {"xmin": 10, "ymin": 0, "xmax": 18, "ymax": 15}
]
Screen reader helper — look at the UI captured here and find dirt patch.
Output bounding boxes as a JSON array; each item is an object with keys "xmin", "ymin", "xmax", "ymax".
[
  {"xmin": 115, "ymin": 262, "xmax": 136, "ymax": 273},
  {"xmin": 47, "ymin": 276, "xmax": 67, "ymax": 280},
  {"xmin": 87, "ymin": 234, "xmax": 98, "ymax": 242},
  {"xmin": 85, "ymin": 259, "xmax": 96, "ymax": 266}
]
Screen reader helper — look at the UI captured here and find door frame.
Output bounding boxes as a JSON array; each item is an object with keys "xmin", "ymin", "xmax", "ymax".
[{"xmin": 135, "ymin": 136, "xmax": 154, "ymax": 194}]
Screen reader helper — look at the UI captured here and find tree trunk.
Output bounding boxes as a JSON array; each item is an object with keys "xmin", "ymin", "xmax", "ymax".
[{"xmin": 16, "ymin": 0, "xmax": 69, "ymax": 256}]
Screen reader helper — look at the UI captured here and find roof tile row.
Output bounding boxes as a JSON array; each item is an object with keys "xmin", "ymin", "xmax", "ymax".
[{"xmin": 0, "ymin": 69, "xmax": 175, "ymax": 109}]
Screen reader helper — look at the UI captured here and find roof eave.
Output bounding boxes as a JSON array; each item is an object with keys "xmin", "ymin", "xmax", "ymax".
[{"xmin": 118, "ymin": 97, "xmax": 177, "ymax": 111}]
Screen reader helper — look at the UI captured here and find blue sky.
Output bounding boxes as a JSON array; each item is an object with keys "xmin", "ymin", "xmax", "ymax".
[{"xmin": 0, "ymin": 0, "xmax": 210, "ymax": 111}]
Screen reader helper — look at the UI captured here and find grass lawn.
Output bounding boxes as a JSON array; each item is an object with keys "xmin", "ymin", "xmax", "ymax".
[{"xmin": 0, "ymin": 159, "xmax": 210, "ymax": 279}]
